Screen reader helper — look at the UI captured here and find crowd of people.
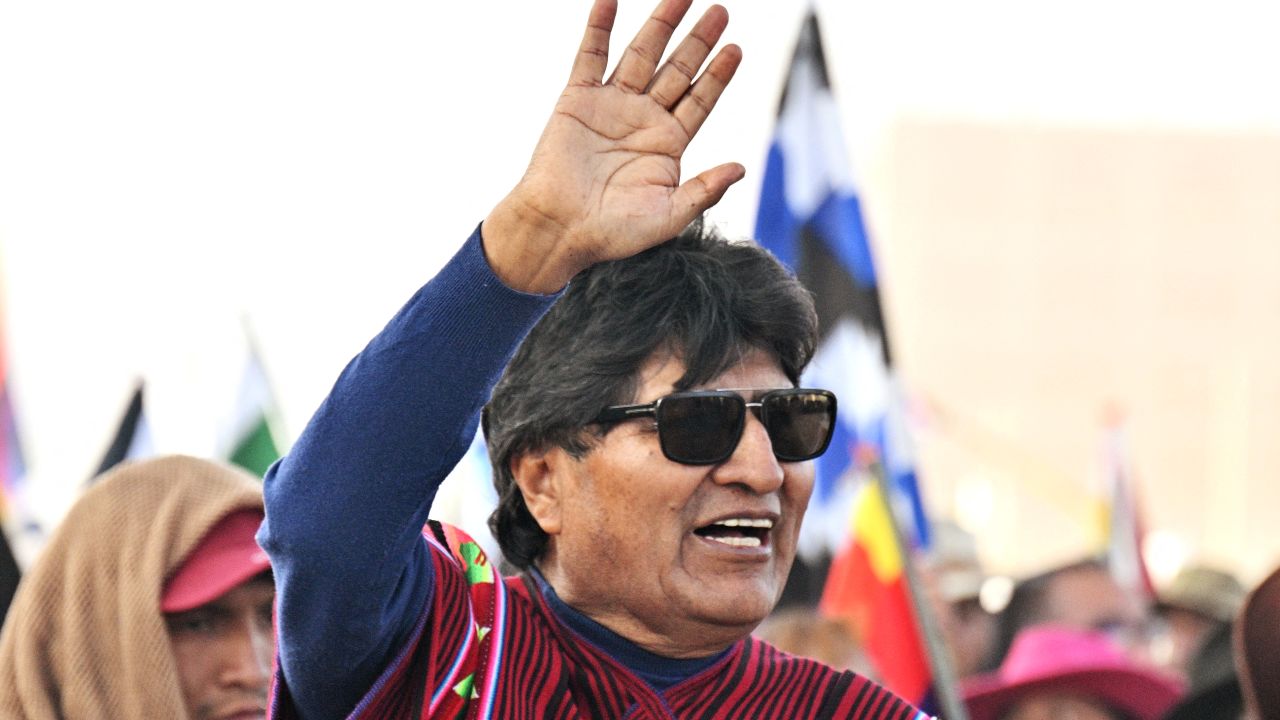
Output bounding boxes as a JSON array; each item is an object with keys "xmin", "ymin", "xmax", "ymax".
[
  {"xmin": 766, "ymin": 523, "xmax": 1278, "ymax": 720},
  {"xmin": 919, "ymin": 540, "xmax": 1274, "ymax": 719},
  {"xmin": 3, "ymin": 450, "xmax": 1275, "ymax": 719},
  {"xmin": 0, "ymin": 0, "xmax": 1274, "ymax": 718}
]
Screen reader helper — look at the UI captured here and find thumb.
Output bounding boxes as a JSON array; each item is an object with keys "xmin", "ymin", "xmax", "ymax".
[{"xmin": 665, "ymin": 162, "xmax": 746, "ymax": 235}]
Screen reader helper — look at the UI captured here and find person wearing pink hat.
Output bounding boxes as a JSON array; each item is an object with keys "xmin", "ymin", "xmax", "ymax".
[
  {"xmin": 963, "ymin": 625, "xmax": 1185, "ymax": 720},
  {"xmin": 0, "ymin": 455, "xmax": 272, "ymax": 719}
]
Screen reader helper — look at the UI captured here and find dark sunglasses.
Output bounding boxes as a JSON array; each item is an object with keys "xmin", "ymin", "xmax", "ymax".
[{"xmin": 592, "ymin": 388, "xmax": 837, "ymax": 466}]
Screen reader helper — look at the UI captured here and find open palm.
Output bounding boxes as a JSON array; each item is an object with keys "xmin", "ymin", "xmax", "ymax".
[{"xmin": 485, "ymin": 0, "xmax": 743, "ymax": 293}]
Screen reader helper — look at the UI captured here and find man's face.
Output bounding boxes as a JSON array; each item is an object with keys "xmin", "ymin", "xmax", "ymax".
[
  {"xmin": 1157, "ymin": 606, "xmax": 1217, "ymax": 677},
  {"xmin": 1001, "ymin": 695, "xmax": 1123, "ymax": 720},
  {"xmin": 165, "ymin": 574, "xmax": 273, "ymax": 720},
  {"xmin": 1043, "ymin": 566, "xmax": 1150, "ymax": 659},
  {"xmin": 531, "ymin": 347, "xmax": 815, "ymax": 656},
  {"xmin": 948, "ymin": 597, "xmax": 996, "ymax": 678}
]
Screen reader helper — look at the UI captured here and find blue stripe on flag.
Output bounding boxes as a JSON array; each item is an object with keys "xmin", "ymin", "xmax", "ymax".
[
  {"xmin": 758, "ymin": 141, "xmax": 878, "ymax": 290},
  {"xmin": 810, "ymin": 192, "xmax": 877, "ymax": 288},
  {"xmin": 894, "ymin": 468, "xmax": 931, "ymax": 549},
  {"xmin": 755, "ymin": 142, "xmax": 799, "ymax": 271},
  {"xmin": 814, "ymin": 418, "xmax": 853, "ymax": 505}
]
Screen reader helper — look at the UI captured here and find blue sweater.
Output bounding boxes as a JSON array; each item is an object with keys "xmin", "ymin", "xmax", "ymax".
[
  {"xmin": 258, "ymin": 227, "xmax": 555, "ymax": 718},
  {"xmin": 258, "ymin": 228, "xmax": 722, "ymax": 719}
]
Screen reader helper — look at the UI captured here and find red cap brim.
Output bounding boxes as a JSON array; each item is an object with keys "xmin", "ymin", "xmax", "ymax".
[{"xmin": 161, "ymin": 509, "xmax": 270, "ymax": 613}]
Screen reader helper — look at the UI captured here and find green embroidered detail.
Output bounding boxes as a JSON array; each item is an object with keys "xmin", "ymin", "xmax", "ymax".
[
  {"xmin": 459, "ymin": 542, "xmax": 494, "ymax": 585},
  {"xmin": 476, "ymin": 624, "xmax": 491, "ymax": 642},
  {"xmin": 453, "ymin": 673, "xmax": 475, "ymax": 699}
]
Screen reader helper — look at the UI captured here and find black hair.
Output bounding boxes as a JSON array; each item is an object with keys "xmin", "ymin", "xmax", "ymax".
[{"xmin": 484, "ymin": 218, "xmax": 818, "ymax": 569}]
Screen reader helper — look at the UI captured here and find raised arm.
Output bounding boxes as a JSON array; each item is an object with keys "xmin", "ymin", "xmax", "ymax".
[{"xmin": 258, "ymin": 1, "xmax": 742, "ymax": 717}]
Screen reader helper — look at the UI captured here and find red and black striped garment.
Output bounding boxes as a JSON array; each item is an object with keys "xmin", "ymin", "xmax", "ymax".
[{"xmin": 269, "ymin": 523, "xmax": 931, "ymax": 720}]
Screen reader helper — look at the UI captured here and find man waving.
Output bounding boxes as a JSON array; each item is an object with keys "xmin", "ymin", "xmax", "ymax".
[{"xmin": 259, "ymin": 1, "xmax": 929, "ymax": 718}]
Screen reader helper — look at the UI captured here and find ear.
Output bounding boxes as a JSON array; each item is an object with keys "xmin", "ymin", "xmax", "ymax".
[{"xmin": 509, "ymin": 446, "xmax": 574, "ymax": 536}]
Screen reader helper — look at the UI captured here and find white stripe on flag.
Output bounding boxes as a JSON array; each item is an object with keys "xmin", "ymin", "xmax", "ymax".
[
  {"xmin": 218, "ymin": 353, "xmax": 275, "ymax": 459},
  {"xmin": 775, "ymin": 50, "xmax": 857, "ymax": 219},
  {"xmin": 803, "ymin": 318, "xmax": 890, "ymax": 438}
]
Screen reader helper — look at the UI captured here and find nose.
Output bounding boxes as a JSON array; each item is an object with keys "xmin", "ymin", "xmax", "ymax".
[
  {"xmin": 709, "ymin": 410, "xmax": 784, "ymax": 493},
  {"xmin": 220, "ymin": 618, "xmax": 273, "ymax": 691}
]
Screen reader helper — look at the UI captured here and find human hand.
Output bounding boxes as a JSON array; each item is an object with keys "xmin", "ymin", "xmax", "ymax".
[{"xmin": 483, "ymin": 0, "xmax": 743, "ymax": 293}]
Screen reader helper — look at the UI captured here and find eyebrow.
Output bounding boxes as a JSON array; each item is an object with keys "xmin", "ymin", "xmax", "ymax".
[{"xmin": 165, "ymin": 605, "xmax": 231, "ymax": 626}]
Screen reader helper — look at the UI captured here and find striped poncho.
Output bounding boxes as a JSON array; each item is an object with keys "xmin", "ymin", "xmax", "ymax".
[{"xmin": 269, "ymin": 522, "xmax": 929, "ymax": 720}]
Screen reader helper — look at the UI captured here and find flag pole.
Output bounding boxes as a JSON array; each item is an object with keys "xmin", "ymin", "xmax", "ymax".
[{"xmin": 868, "ymin": 457, "xmax": 970, "ymax": 720}]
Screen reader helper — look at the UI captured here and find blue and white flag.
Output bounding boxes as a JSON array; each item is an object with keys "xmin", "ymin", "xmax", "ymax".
[{"xmin": 754, "ymin": 12, "xmax": 929, "ymax": 557}]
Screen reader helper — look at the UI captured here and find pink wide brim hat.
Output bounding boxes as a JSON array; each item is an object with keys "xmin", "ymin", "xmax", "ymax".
[{"xmin": 962, "ymin": 626, "xmax": 1185, "ymax": 720}]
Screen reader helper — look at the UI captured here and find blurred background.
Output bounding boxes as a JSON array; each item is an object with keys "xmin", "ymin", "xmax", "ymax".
[{"xmin": 2, "ymin": 0, "xmax": 1278, "ymax": 592}]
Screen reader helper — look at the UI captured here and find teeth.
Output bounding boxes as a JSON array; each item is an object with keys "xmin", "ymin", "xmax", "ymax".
[
  {"xmin": 717, "ymin": 518, "xmax": 774, "ymax": 529},
  {"xmin": 705, "ymin": 535, "xmax": 763, "ymax": 548}
]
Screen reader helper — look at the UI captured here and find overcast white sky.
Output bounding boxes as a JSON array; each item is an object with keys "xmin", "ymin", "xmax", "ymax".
[{"xmin": 3, "ymin": 0, "xmax": 1279, "ymax": 533}]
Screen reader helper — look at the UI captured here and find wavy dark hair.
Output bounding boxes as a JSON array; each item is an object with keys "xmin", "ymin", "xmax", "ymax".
[{"xmin": 484, "ymin": 218, "xmax": 819, "ymax": 569}]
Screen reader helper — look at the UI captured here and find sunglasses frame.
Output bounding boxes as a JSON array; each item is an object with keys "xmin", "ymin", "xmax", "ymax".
[{"xmin": 593, "ymin": 388, "xmax": 837, "ymax": 466}]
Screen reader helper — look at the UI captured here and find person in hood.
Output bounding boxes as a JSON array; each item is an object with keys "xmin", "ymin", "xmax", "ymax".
[{"xmin": 0, "ymin": 455, "xmax": 272, "ymax": 719}]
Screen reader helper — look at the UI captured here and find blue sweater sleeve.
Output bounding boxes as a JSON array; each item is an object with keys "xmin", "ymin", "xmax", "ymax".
[{"xmin": 257, "ymin": 226, "xmax": 558, "ymax": 720}]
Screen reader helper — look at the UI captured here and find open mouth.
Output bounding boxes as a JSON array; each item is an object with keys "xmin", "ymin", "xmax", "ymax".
[{"xmin": 693, "ymin": 517, "xmax": 774, "ymax": 549}]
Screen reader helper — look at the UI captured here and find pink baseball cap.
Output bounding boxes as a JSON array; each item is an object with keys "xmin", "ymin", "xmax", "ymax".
[
  {"xmin": 161, "ymin": 508, "xmax": 271, "ymax": 613},
  {"xmin": 962, "ymin": 625, "xmax": 1185, "ymax": 720}
]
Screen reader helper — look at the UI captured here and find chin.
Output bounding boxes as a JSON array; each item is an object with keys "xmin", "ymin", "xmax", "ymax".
[{"xmin": 694, "ymin": 578, "xmax": 780, "ymax": 627}]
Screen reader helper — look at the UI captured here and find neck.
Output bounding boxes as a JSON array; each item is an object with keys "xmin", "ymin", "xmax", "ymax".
[{"xmin": 535, "ymin": 556, "xmax": 752, "ymax": 659}]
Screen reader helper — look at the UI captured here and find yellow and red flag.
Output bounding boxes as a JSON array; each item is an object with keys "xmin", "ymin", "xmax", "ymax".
[{"xmin": 820, "ymin": 475, "xmax": 931, "ymax": 702}]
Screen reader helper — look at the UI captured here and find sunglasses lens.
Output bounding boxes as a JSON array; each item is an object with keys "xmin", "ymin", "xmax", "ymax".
[
  {"xmin": 763, "ymin": 391, "xmax": 836, "ymax": 461},
  {"xmin": 655, "ymin": 393, "xmax": 745, "ymax": 464}
]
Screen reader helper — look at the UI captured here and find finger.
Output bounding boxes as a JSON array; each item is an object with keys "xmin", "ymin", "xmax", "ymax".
[
  {"xmin": 607, "ymin": 0, "xmax": 694, "ymax": 94},
  {"xmin": 569, "ymin": 0, "xmax": 618, "ymax": 86},
  {"xmin": 666, "ymin": 162, "xmax": 745, "ymax": 233},
  {"xmin": 645, "ymin": 5, "xmax": 728, "ymax": 109},
  {"xmin": 672, "ymin": 43, "xmax": 741, "ymax": 139}
]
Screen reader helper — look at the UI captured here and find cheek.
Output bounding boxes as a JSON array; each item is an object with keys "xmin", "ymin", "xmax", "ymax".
[
  {"xmin": 784, "ymin": 465, "xmax": 815, "ymax": 508},
  {"xmin": 578, "ymin": 439, "xmax": 675, "ymax": 511},
  {"xmin": 169, "ymin": 636, "xmax": 216, "ymax": 705},
  {"xmin": 252, "ymin": 623, "xmax": 275, "ymax": 670},
  {"xmin": 571, "ymin": 449, "xmax": 700, "ymax": 549}
]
